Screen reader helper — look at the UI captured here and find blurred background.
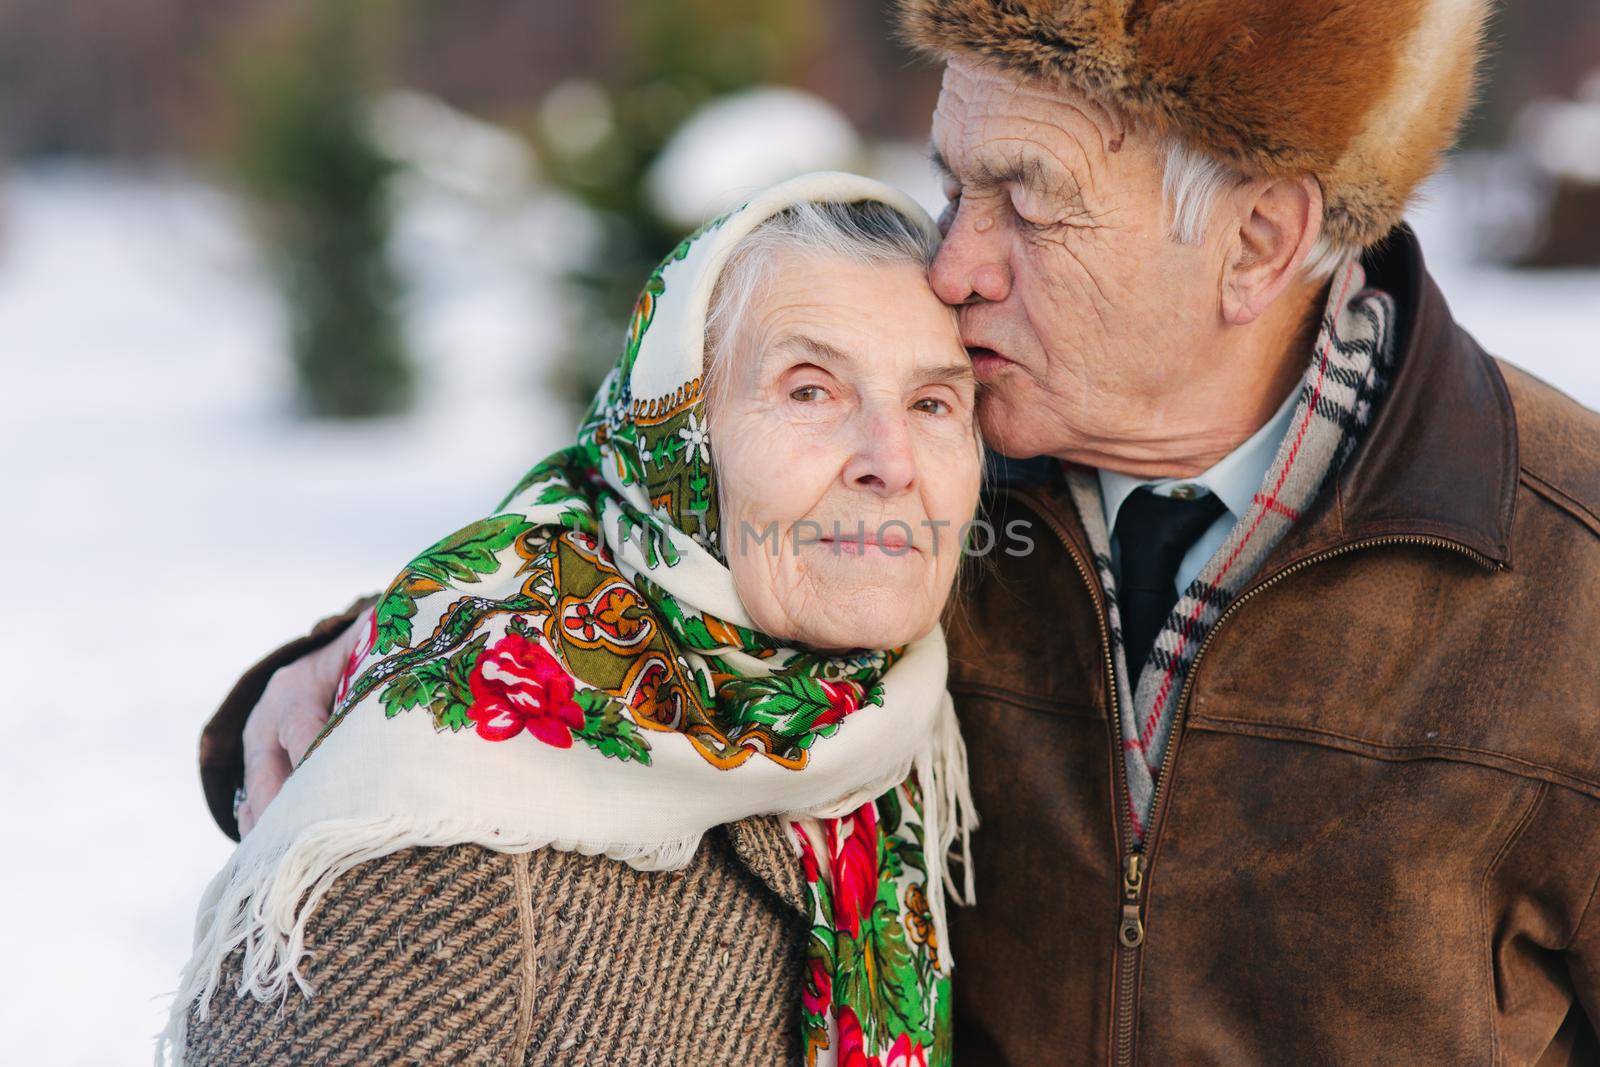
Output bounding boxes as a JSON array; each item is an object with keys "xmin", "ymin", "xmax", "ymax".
[{"xmin": 0, "ymin": 1, "xmax": 1596, "ymax": 1060}]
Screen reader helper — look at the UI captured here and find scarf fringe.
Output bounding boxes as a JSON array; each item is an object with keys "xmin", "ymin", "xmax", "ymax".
[
  {"xmin": 157, "ymin": 711, "xmax": 977, "ymax": 1065},
  {"xmin": 915, "ymin": 693, "xmax": 979, "ymax": 974},
  {"xmin": 157, "ymin": 816, "xmax": 705, "ymax": 1066},
  {"xmin": 786, "ymin": 693, "xmax": 977, "ymax": 977}
]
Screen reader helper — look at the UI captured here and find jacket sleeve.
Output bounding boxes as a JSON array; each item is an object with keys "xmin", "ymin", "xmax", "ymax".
[{"xmin": 199, "ymin": 596, "xmax": 377, "ymax": 840}]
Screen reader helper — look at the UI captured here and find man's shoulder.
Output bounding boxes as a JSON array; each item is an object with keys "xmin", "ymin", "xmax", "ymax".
[{"xmin": 1495, "ymin": 358, "xmax": 1600, "ymax": 543}]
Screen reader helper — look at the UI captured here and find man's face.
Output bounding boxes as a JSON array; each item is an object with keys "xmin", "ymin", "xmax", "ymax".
[{"xmin": 929, "ymin": 57, "xmax": 1231, "ymax": 471}]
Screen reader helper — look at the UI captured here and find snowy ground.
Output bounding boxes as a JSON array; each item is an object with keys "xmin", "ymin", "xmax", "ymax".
[
  {"xmin": 1404, "ymin": 169, "xmax": 1600, "ymax": 404},
  {"xmin": 0, "ymin": 161, "xmax": 1595, "ymax": 1064},
  {"xmin": 0, "ymin": 162, "xmax": 577, "ymax": 1063}
]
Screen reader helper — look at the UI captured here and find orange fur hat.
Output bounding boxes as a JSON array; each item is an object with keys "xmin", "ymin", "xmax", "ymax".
[{"xmin": 897, "ymin": 0, "xmax": 1490, "ymax": 248}]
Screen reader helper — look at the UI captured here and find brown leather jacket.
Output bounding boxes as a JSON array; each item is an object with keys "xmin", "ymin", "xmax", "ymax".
[
  {"xmin": 200, "ymin": 228, "xmax": 1600, "ymax": 1065},
  {"xmin": 943, "ymin": 229, "xmax": 1600, "ymax": 1065}
]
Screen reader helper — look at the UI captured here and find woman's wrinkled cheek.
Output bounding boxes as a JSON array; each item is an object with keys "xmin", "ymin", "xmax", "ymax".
[
  {"xmin": 714, "ymin": 410, "xmax": 841, "ymax": 638},
  {"xmin": 921, "ymin": 447, "xmax": 982, "ymax": 603},
  {"xmin": 721, "ymin": 428, "xmax": 825, "ymax": 554}
]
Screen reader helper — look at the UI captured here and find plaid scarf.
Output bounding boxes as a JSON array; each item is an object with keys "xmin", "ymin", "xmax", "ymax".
[{"xmin": 1069, "ymin": 258, "xmax": 1397, "ymax": 843}]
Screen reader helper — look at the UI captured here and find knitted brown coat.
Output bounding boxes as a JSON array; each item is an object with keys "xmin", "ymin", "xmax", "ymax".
[{"xmin": 182, "ymin": 817, "xmax": 808, "ymax": 1065}]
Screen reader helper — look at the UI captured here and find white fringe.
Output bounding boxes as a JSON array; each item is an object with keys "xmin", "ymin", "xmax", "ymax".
[
  {"xmin": 156, "ymin": 816, "xmax": 704, "ymax": 1066},
  {"xmin": 787, "ymin": 693, "xmax": 978, "ymax": 978},
  {"xmin": 158, "ymin": 698, "xmax": 978, "ymax": 1063},
  {"xmin": 914, "ymin": 693, "xmax": 979, "ymax": 975}
]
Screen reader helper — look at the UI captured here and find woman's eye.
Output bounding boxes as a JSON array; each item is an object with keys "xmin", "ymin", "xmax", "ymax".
[
  {"xmin": 913, "ymin": 396, "xmax": 951, "ymax": 415},
  {"xmin": 790, "ymin": 385, "xmax": 826, "ymax": 403}
]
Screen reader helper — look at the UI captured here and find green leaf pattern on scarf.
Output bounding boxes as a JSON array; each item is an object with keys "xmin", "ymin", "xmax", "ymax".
[
  {"xmin": 310, "ymin": 203, "xmax": 952, "ymax": 1063},
  {"xmin": 796, "ymin": 779, "xmax": 952, "ymax": 1067}
]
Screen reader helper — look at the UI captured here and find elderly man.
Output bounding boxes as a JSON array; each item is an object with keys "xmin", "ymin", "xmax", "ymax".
[{"xmin": 201, "ymin": 1, "xmax": 1600, "ymax": 1062}]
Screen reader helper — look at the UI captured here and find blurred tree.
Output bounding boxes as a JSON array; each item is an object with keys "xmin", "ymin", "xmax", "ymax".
[
  {"xmin": 532, "ymin": 0, "xmax": 812, "ymax": 406},
  {"xmin": 227, "ymin": 2, "xmax": 413, "ymax": 418}
]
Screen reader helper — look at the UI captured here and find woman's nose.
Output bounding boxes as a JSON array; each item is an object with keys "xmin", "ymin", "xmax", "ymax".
[
  {"xmin": 842, "ymin": 408, "xmax": 917, "ymax": 497},
  {"xmin": 928, "ymin": 202, "xmax": 1012, "ymax": 307}
]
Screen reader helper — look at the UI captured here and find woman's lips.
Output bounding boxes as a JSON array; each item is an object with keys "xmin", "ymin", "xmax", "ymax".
[
  {"xmin": 816, "ymin": 536, "xmax": 917, "ymax": 557},
  {"xmin": 966, "ymin": 346, "xmax": 1014, "ymax": 378}
]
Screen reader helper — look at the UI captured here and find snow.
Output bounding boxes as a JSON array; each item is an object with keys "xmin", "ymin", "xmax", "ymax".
[
  {"xmin": 0, "ymin": 157, "xmax": 1594, "ymax": 1064},
  {"xmin": 370, "ymin": 90, "xmax": 538, "ymax": 203},
  {"xmin": 645, "ymin": 87, "xmax": 860, "ymax": 228},
  {"xmin": 1404, "ymin": 169, "xmax": 1600, "ymax": 403},
  {"xmin": 1514, "ymin": 70, "xmax": 1600, "ymax": 184},
  {"xmin": 0, "ymin": 161, "xmax": 574, "ymax": 1063}
]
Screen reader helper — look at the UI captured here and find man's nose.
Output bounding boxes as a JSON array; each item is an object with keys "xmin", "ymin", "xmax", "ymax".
[
  {"xmin": 928, "ymin": 201, "xmax": 1012, "ymax": 307},
  {"xmin": 843, "ymin": 406, "xmax": 917, "ymax": 497}
]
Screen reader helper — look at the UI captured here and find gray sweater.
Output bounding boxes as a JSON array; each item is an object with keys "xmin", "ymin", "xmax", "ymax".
[{"xmin": 182, "ymin": 817, "xmax": 808, "ymax": 1065}]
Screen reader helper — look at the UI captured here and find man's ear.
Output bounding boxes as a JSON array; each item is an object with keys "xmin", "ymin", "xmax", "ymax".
[{"xmin": 1220, "ymin": 175, "xmax": 1323, "ymax": 326}]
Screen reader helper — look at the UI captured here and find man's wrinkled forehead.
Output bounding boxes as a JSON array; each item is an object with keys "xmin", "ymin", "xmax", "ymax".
[{"xmin": 931, "ymin": 56, "xmax": 1125, "ymax": 186}]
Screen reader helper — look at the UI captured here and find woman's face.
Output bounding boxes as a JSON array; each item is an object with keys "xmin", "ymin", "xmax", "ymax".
[{"xmin": 713, "ymin": 250, "xmax": 981, "ymax": 650}]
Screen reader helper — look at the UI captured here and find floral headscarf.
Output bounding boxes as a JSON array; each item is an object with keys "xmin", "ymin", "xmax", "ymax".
[{"xmin": 168, "ymin": 172, "xmax": 975, "ymax": 1067}]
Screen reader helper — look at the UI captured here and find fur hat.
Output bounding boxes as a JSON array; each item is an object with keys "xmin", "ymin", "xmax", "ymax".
[{"xmin": 897, "ymin": 0, "xmax": 1490, "ymax": 248}]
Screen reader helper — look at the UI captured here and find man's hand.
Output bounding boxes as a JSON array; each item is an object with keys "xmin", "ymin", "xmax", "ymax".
[{"xmin": 236, "ymin": 613, "xmax": 366, "ymax": 835}]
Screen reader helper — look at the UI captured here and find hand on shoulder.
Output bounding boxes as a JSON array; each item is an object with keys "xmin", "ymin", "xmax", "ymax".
[{"xmin": 236, "ymin": 613, "xmax": 364, "ymax": 835}]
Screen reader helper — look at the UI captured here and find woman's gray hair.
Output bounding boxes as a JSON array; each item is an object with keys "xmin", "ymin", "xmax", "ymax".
[
  {"xmin": 1162, "ymin": 138, "xmax": 1353, "ymax": 280},
  {"xmin": 703, "ymin": 199, "xmax": 944, "ymax": 406},
  {"xmin": 701, "ymin": 197, "xmax": 983, "ymax": 597}
]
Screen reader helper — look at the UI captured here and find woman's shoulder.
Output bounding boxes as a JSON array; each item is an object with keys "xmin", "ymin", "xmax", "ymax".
[
  {"xmin": 184, "ymin": 843, "xmax": 529, "ymax": 1065},
  {"xmin": 184, "ymin": 830, "xmax": 806, "ymax": 1065},
  {"xmin": 516, "ymin": 825, "xmax": 806, "ymax": 1062},
  {"xmin": 522, "ymin": 816, "xmax": 807, "ymax": 913}
]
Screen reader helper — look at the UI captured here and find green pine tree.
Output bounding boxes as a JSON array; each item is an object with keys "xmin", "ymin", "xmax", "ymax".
[
  {"xmin": 232, "ymin": 2, "xmax": 414, "ymax": 418},
  {"xmin": 537, "ymin": 0, "xmax": 811, "ymax": 407}
]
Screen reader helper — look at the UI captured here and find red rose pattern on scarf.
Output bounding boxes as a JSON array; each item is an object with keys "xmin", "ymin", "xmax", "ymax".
[
  {"xmin": 795, "ymin": 781, "xmax": 952, "ymax": 1067},
  {"xmin": 466, "ymin": 632, "xmax": 586, "ymax": 746}
]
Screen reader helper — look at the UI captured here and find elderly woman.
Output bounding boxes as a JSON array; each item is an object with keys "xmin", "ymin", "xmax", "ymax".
[{"xmin": 167, "ymin": 174, "xmax": 981, "ymax": 1066}]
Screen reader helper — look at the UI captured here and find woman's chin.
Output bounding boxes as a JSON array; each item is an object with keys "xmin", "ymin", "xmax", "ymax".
[
  {"xmin": 781, "ymin": 596, "xmax": 937, "ymax": 652},
  {"xmin": 734, "ymin": 555, "xmax": 947, "ymax": 651}
]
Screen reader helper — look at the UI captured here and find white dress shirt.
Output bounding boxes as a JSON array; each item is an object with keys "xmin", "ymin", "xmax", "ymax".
[{"xmin": 1098, "ymin": 383, "xmax": 1301, "ymax": 596}]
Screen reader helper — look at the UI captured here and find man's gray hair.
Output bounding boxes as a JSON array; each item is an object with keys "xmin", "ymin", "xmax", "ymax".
[
  {"xmin": 1162, "ymin": 138, "xmax": 1352, "ymax": 280},
  {"xmin": 703, "ymin": 200, "xmax": 944, "ymax": 405}
]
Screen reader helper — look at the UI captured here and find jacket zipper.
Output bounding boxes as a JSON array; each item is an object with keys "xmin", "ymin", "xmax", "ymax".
[
  {"xmin": 1008, "ymin": 487, "xmax": 1499, "ymax": 1066},
  {"xmin": 1004, "ymin": 487, "xmax": 1143, "ymax": 1064}
]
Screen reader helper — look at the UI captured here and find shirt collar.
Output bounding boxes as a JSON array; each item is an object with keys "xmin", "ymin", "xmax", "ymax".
[{"xmin": 1097, "ymin": 381, "xmax": 1301, "ymax": 532}]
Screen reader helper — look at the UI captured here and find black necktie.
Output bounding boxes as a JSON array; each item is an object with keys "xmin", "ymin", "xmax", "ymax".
[{"xmin": 1112, "ymin": 487, "xmax": 1228, "ymax": 684}]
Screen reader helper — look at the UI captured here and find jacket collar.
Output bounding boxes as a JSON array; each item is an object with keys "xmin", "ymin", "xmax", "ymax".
[
  {"xmin": 993, "ymin": 225, "xmax": 1520, "ymax": 573},
  {"xmin": 1295, "ymin": 225, "xmax": 1519, "ymax": 567}
]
